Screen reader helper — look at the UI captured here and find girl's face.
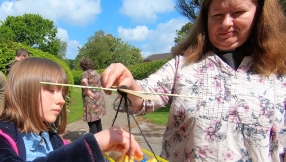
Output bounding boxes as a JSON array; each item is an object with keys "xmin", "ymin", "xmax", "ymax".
[
  {"xmin": 40, "ymin": 87, "xmax": 65, "ymax": 123},
  {"xmin": 207, "ymin": 0, "xmax": 257, "ymax": 51}
]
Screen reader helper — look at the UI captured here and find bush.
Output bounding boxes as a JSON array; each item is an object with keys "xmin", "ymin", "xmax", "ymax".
[
  {"xmin": 72, "ymin": 70, "xmax": 83, "ymax": 85},
  {"xmin": 129, "ymin": 60, "xmax": 168, "ymax": 80},
  {"xmin": 0, "ymin": 41, "xmax": 73, "ymax": 84},
  {"xmin": 0, "ymin": 41, "xmax": 74, "ymax": 106},
  {"xmin": 72, "ymin": 60, "xmax": 169, "ymax": 85}
]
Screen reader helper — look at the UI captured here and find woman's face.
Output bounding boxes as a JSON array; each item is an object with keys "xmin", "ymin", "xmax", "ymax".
[{"xmin": 208, "ymin": 0, "xmax": 257, "ymax": 51}]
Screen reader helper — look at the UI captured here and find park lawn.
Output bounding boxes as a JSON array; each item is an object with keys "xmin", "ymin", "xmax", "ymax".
[
  {"xmin": 140, "ymin": 106, "xmax": 170, "ymax": 126},
  {"xmin": 67, "ymin": 87, "xmax": 170, "ymax": 126},
  {"xmin": 67, "ymin": 87, "xmax": 84, "ymax": 124}
]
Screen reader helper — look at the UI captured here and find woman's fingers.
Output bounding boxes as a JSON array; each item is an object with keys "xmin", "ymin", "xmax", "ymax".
[{"xmin": 101, "ymin": 63, "xmax": 134, "ymax": 90}]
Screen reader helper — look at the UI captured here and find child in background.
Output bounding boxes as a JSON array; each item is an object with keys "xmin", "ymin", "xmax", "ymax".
[{"xmin": 0, "ymin": 57, "xmax": 143, "ymax": 161}]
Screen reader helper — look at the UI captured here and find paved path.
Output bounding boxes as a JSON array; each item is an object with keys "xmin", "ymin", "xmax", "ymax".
[{"xmin": 63, "ymin": 93, "xmax": 166, "ymax": 156}]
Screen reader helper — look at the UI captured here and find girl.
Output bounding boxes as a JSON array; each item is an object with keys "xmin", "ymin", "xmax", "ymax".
[{"xmin": 0, "ymin": 57, "xmax": 143, "ymax": 161}]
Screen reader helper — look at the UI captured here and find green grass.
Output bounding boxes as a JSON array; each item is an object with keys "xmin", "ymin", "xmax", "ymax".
[
  {"xmin": 67, "ymin": 87, "xmax": 170, "ymax": 126},
  {"xmin": 141, "ymin": 106, "xmax": 170, "ymax": 125},
  {"xmin": 67, "ymin": 88, "xmax": 84, "ymax": 124}
]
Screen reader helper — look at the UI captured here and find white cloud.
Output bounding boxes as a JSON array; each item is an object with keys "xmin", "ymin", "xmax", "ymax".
[
  {"xmin": 0, "ymin": 0, "xmax": 101, "ymax": 26},
  {"xmin": 66, "ymin": 40, "xmax": 82, "ymax": 60},
  {"xmin": 119, "ymin": 0, "xmax": 174, "ymax": 22},
  {"xmin": 117, "ymin": 26, "xmax": 149, "ymax": 41},
  {"xmin": 57, "ymin": 28, "xmax": 69, "ymax": 42},
  {"xmin": 119, "ymin": 17, "xmax": 189, "ymax": 57},
  {"xmin": 57, "ymin": 28, "xmax": 81, "ymax": 60}
]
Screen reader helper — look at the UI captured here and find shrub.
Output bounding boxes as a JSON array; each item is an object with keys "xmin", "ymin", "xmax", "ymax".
[
  {"xmin": 72, "ymin": 70, "xmax": 83, "ymax": 85},
  {"xmin": 129, "ymin": 60, "xmax": 168, "ymax": 80},
  {"xmin": 0, "ymin": 41, "xmax": 73, "ymax": 84},
  {"xmin": 0, "ymin": 41, "xmax": 74, "ymax": 106}
]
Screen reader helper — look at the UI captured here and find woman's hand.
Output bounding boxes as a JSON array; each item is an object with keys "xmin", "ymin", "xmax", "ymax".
[
  {"xmin": 86, "ymin": 90, "xmax": 95, "ymax": 99},
  {"xmin": 94, "ymin": 125, "xmax": 143, "ymax": 160},
  {"xmin": 101, "ymin": 63, "xmax": 144, "ymax": 110},
  {"xmin": 101, "ymin": 63, "xmax": 137, "ymax": 95}
]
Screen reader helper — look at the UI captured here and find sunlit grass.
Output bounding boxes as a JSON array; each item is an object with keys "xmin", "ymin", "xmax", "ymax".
[
  {"xmin": 140, "ymin": 106, "xmax": 170, "ymax": 125},
  {"xmin": 67, "ymin": 87, "xmax": 170, "ymax": 126},
  {"xmin": 67, "ymin": 87, "xmax": 83, "ymax": 124}
]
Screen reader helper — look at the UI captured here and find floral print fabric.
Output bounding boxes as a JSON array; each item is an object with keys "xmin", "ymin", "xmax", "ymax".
[
  {"xmin": 135, "ymin": 53, "xmax": 286, "ymax": 162},
  {"xmin": 82, "ymin": 69, "xmax": 106, "ymax": 122}
]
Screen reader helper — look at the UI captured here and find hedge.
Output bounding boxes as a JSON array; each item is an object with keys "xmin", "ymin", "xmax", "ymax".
[
  {"xmin": 72, "ymin": 60, "xmax": 169, "ymax": 85},
  {"xmin": 0, "ymin": 41, "xmax": 73, "ymax": 85}
]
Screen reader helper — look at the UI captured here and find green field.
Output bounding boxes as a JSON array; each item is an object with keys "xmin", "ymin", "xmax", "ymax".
[
  {"xmin": 139, "ymin": 106, "xmax": 170, "ymax": 125},
  {"xmin": 67, "ymin": 88, "xmax": 84, "ymax": 124},
  {"xmin": 67, "ymin": 88, "xmax": 170, "ymax": 125}
]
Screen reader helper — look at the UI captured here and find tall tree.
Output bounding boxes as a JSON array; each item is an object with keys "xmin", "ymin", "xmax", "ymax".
[
  {"xmin": 75, "ymin": 30, "xmax": 143, "ymax": 69},
  {"xmin": 281, "ymin": 0, "xmax": 286, "ymax": 14},
  {"xmin": 57, "ymin": 40, "xmax": 67, "ymax": 59},
  {"xmin": 175, "ymin": 0, "xmax": 201, "ymax": 22},
  {"xmin": 174, "ymin": 22, "xmax": 193, "ymax": 45},
  {"xmin": 0, "ymin": 13, "xmax": 61, "ymax": 56}
]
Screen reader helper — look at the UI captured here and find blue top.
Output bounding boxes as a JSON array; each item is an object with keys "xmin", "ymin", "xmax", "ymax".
[
  {"xmin": 22, "ymin": 131, "xmax": 54, "ymax": 161},
  {"xmin": 0, "ymin": 121, "xmax": 105, "ymax": 161}
]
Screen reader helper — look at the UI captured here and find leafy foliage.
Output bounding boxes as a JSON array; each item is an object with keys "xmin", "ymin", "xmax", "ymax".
[
  {"xmin": 0, "ymin": 41, "xmax": 73, "ymax": 85},
  {"xmin": 172, "ymin": 22, "xmax": 193, "ymax": 51},
  {"xmin": 280, "ymin": 0, "xmax": 286, "ymax": 14},
  {"xmin": 74, "ymin": 30, "xmax": 143, "ymax": 70},
  {"xmin": 175, "ymin": 0, "xmax": 201, "ymax": 22},
  {"xmin": 129, "ymin": 60, "xmax": 169, "ymax": 80},
  {"xmin": 0, "ymin": 13, "xmax": 66, "ymax": 58},
  {"xmin": 72, "ymin": 59, "xmax": 169, "ymax": 85}
]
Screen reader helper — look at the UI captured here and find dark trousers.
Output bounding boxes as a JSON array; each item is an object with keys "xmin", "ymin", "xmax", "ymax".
[{"xmin": 87, "ymin": 119, "xmax": 102, "ymax": 134}]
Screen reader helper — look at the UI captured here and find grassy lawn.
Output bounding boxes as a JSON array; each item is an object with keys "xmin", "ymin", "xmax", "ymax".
[
  {"xmin": 67, "ymin": 87, "xmax": 84, "ymax": 124},
  {"xmin": 140, "ymin": 106, "xmax": 170, "ymax": 126},
  {"xmin": 67, "ymin": 87, "xmax": 170, "ymax": 126}
]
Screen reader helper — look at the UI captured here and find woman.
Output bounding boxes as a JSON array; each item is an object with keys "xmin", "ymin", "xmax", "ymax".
[
  {"xmin": 0, "ymin": 57, "xmax": 143, "ymax": 161},
  {"xmin": 101, "ymin": 0, "xmax": 286, "ymax": 161},
  {"xmin": 80, "ymin": 58, "xmax": 106, "ymax": 134}
]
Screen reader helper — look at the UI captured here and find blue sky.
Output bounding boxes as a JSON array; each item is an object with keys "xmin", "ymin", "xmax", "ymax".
[{"xmin": 0, "ymin": 0, "xmax": 189, "ymax": 59}]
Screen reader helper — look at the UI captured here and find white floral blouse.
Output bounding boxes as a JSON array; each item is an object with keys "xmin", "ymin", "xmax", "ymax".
[{"xmin": 135, "ymin": 52, "xmax": 286, "ymax": 162}]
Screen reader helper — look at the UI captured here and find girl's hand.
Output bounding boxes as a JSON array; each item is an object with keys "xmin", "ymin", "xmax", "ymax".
[{"xmin": 94, "ymin": 125, "xmax": 143, "ymax": 160}]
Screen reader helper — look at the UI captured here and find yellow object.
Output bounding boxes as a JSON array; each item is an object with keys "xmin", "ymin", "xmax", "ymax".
[
  {"xmin": 103, "ymin": 152, "xmax": 115, "ymax": 162},
  {"xmin": 103, "ymin": 149, "xmax": 169, "ymax": 162},
  {"xmin": 116, "ymin": 155, "xmax": 134, "ymax": 162},
  {"xmin": 147, "ymin": 158, "xmax": 157, "ymax": 162},
  {"xmin": 142, "ymin": 149, "xmax": 168, "ymax": 162}
]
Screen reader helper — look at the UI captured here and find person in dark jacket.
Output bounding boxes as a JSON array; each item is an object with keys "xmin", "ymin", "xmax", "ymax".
[
  {"xmin": 5, "ymin": 48, "xmax": 29, "ymax": 75},
  {"xmin": 0, "ymin": 57, "xmax": 143, "ymax": 161}
]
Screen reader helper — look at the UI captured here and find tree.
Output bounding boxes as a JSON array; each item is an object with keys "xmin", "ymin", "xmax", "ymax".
[
  {"xmin": 57, "ymin": 40, "xmax": 67, "ymax": 59},
  {"xmin": 281, "ymin": 0, "xmax": 286, "ymax": 14},
  {"xmin": 0, "ymin": 13, "xmax": 61, "ymax": 57},
  {"xmin": 175, "ymin": 0, "xmax": 201, "ymax": 22},
  {"xmin": 174, "ymin": 22, "xmax": 193, "ymax": 45},
  {"xmin": 172, "ymin": 22, "xmax": 193, "ymax": 52},
  {"xmin": 75, "ymin": 30, "xmax": 143, "ymax": 69}
]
